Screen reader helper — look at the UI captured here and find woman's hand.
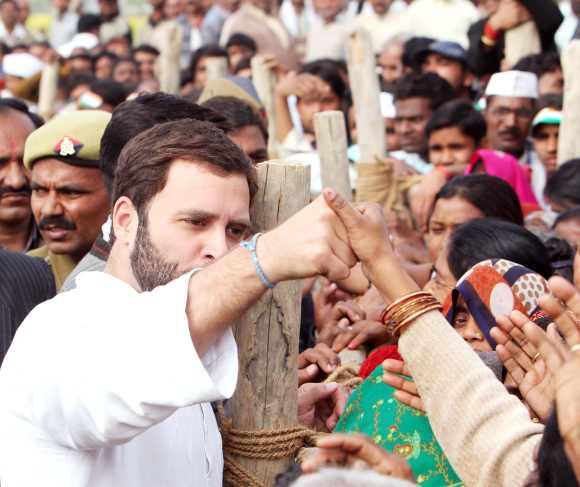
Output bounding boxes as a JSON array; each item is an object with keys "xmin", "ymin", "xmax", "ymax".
[
  {"xmin": 301, "ymin": 433, "xmax": 414, "ymax": 481},
  {"xmin": 330, "ymin": 320, "xmax": 391, "ymax": 353},
  {"xmin": 298, "ymin": 343, "xmax": 340, "ymax": 385},
  {"xmin": 491, "ymin": 312, "xmax": 554, "ymax": 422},
  {"xmin": 382, "ymin": 359, "xmax": 425, "ymax": 413}
]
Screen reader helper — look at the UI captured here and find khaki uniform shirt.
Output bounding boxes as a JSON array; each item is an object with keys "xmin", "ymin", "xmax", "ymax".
[{"xmin": 27, "ymin": 246, "xmax": 77, "ymax": 292}]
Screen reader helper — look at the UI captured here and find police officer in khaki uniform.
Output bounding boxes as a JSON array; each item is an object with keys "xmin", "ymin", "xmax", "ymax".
[{"xmin": 25, "ymin": 110, "xmax": 111, "ymax": 290}]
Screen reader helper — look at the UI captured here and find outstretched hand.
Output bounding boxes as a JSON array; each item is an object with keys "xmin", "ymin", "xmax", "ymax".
[
  {"xmin": 322, "ymin": 189, "xmax": 391, "ymax": 266},
  {"xmin": 301, "ymin": 433, "xmax": 414, "ymax": 481}
]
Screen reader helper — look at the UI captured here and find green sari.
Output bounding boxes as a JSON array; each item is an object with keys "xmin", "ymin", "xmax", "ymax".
[{"xmin": 334, "ymin": 365, "xmax": 463, "ymax": 486}]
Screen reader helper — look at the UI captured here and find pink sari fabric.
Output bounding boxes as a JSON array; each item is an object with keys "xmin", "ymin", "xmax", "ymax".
[{"xmin": 465, "ymin": 149, "xmax": 538, "ymax": 209}]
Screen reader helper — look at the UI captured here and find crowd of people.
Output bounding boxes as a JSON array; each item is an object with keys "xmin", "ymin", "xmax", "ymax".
[{"xmin": 0, "ymin": 0, "xmax": 579, "ymax": 486}]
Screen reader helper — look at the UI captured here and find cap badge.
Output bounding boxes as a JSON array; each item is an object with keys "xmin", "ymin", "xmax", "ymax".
[{"xmin": 54, "ymin": 136, "xmax": 83, "ymax": 157}]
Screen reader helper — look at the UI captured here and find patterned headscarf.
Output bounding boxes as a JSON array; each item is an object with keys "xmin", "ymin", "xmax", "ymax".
[{"xmin": 443, "ymin": 259, "xmax": 550, "ymax": 349}]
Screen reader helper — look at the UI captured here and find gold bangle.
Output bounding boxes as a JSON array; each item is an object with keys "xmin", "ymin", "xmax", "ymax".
[{"xmin": 381, "ymin": 291, "xmax": 433, "ymax": 323}]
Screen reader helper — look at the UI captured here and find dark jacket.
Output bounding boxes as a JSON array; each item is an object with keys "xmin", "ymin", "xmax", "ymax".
[
  {"xmin": 467, "ymin": 0, "xmax": 564, "ymax": 76},
  {"xmin": 0, "ymin": 249, "xmax": 55, "ymax": 364}
]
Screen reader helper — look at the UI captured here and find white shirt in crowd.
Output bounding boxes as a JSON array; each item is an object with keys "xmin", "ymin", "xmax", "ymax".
[
  {"xmin": 403, "ymin": 0, "xmax": 480, "ymax": 47},
  {"xmin": 0, "ymin": 271, "xmax": 238, "ymax": 487}
]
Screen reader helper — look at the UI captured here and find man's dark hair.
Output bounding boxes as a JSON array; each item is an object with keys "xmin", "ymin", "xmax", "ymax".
[
  {"xmin": 132, "ymin": 44, "xmax": 160, "ymax": 57},
  {"xmin": 95, "ymin": 50, "xmax": 119, "ymax": 65},
  {"xmin": 89, "ymin": 79, "xmax": 127, "ymax": 108},
  {"xmin": 513, "ymin": 52, "xmax": 561, "ymax": 79},
  {"xmin": 554, "ymin": 206, "xmax": 580, "ymax": 228},
  {"xmin": 402, "ymin": 36, "xmax": 434, "ymax": 71},
  {"xmin": 112, "ymin": 57, "xmax": 138, "ymax": 74},
  {"xmin": 112, "ymin": 119, "xmax": 257, "ymax": 218},
  {"xmin": 425, "ymin": 100, "xmax": 487, "ymax": 146},
  {"xmin": 202, "ymin": 96, "xmax": 267, "ymax": 142},
  {"xmin": 536, "ymin": 93, "xmax": 563, "ymax": 112},
  {"xmin": 300, "ymin": 59, "xmax": 346, "ymax": 101},
  {"xmin": 77, "ymin": 13, "xmax": 102, "ymax": 33},
  {"xmin": 447, "ymin": 218, "xmax": 552, "ymax": 280},
  {"xmin": 100, "ymin": 92, "xmax": 230, "ymax": 196},
  {"xmin": 544, "ymin": 159, "xmax": 580, "ymax": 210},
  {"xmin": 432, "ymin": 174, "xmax": 524, "ymax": 226},
  {"xmin": 186, "ymin": 44, "xmax": 228, "ymax": 84},
  {"xmin": 233, "ymin": 56, "xmax": 251, "ymax": 75},
  {"xmin": 225, "ymin": 33, "xmax": 257, "ymax": 53},
  {"xmin": 64, "ymin": 72, "xmax": 96, "ymax": 98},
  {"xmin": 392, "ymin": 72, "xmax": 455, "ymax": 111},
  {"xmin": 0, "ymin": 98, "xmax": 43, "ymax": 128}
]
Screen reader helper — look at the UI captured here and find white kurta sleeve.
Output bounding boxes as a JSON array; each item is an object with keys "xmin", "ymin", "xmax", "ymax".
[{"xmin": 1, "ymin": 271, "xmax": 238, "ymax": 451}]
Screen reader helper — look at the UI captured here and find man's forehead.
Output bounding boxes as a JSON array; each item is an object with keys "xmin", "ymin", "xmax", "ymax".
[
  {"xmin": 395, "ymin": 97, "xmax": 430, "ymax": 115},
  {"xmin": 31, "ymin": 158, "xmax": 100, "ymax": 184},
  {"xmin": 488, "ymin": 95, "xmax": 534, "ymax": 109}
]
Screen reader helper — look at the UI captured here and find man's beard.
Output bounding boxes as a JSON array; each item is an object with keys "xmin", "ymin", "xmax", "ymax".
[{"xmin": 130, "ymin": 215, "xmax": 181, "ymax": 292}]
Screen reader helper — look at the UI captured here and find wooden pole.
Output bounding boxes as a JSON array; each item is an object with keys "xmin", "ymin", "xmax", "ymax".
[
  {"xmin": 37, "ymin": 62, "xmax": 59, "ymax": 121},
  {"xmin": 314, "ymin": 111, "xmax": 352, "ymax": 201},
  {"xmin": 156, "ymin": 21, "xmax": 182, "ymax": 95},
  {"xmin": 226, "ymin": 160, "xmax": 310, "ymax": 486},
  {"xmin": 558, "ymin": 40, "xmax": 580, "ymax": 166},
  {"xmin": 251, "ymin": 55, "xmax": 279, "ymax": 158},
  {"xmin": 205, "ymin": 57, "xmax": 229, "ymax": 81},
  {"xmin": 346, "ymin": 27, "xmax": 385, "ymax": 163},
  {"xmin": 504, "ymin": 21, "xmax": 541, "ymax": 68}
]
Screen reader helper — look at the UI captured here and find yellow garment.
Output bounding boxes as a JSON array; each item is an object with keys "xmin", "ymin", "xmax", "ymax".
[{"xmin": 27, "ymin": 246, "xmax": 77, "ymax": 291}]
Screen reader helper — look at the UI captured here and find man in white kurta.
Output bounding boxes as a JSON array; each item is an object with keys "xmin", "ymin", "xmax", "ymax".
[
  {"xmin": 0, "ymin": 116, "xmax": 357, "ymax": 487},
  {"xmin": 0, "ymin": 271, "xmax": 236, "ymax": 486}
]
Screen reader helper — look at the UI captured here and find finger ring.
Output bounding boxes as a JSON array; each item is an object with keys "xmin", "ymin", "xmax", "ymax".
[
  {"xmin": 532, "ymin": 352, "xmax": 541, "ymax": 363},
  {"xmin": 571, "ymin": 344, "xmax": 580, "ymax": 355}
]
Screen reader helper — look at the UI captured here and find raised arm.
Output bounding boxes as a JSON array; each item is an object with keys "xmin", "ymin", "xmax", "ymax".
[{"xmin": 325, "ymin": 190, "xmax": 544, "ymax": 487}]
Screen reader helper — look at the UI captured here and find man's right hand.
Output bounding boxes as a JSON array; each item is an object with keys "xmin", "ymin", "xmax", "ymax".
[
  {"xmin": 258, "ymin": 194, "xmax": 358, "ymax": 284},
  {"xmin": 489, "ymin": 0, "xmax": 532, "ymax": 32},
  {"xmin": 275, "ymin": 72, "xmax": 331, "ymax": 100}
]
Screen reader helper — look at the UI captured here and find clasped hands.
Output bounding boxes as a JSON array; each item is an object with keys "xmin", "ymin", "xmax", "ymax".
[{"xmin": 257, "ymin": 189, "xmax": 393, "ymax": 287}]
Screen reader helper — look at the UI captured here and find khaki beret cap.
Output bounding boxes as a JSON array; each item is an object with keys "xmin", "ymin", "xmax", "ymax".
[
  {"xmin": 24, "ymin": 110, "xmax": 112, "ymax": 170},
  {"xmin": 198, "ymin": 78, "xmax": 264, "ymax": 113}
]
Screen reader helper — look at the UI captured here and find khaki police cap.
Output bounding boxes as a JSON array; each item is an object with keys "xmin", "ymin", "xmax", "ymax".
[{"xmin": 24, "ymin": 110, "xmax": 112, "ymax": 170}]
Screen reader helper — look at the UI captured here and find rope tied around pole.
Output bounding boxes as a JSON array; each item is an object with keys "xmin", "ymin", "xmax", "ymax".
[
  {"xmin": 216, "ymin": 404, "xmax": 321, "ymax": 487},
  {"xmin": 324, "ymin": 363, "xmax": 363, "ymax": 388}
]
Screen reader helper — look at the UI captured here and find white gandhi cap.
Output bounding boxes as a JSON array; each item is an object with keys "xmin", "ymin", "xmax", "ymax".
[
  {"xmin": 485, "ymin": 70, "xmax": 539, "ymax": 99},
  {"xmin": 2, "ymin": 53, "xmax": 44, "ymax": 79}
]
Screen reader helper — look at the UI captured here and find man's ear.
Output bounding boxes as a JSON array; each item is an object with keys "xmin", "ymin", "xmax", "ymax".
[{"xmin": 111, "ymin": 196, "xmax": 138, "ymax": 247}]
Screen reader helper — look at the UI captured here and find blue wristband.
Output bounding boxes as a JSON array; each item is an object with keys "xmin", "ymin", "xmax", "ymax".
[{"xmin": 240, "ymin": 233, "xmax": 275, "ymax": 289}]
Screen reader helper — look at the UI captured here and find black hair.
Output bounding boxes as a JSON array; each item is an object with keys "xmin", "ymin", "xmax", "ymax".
[
  {"xmin": 132, "ymin": 44, "xmax": 160, "ymax": 57},
  {"xmin": 64, "ymin": 72, "xmax": 96, "ymax": 98},
  {"xmin": 392, "ymin": 72, "xmax": 455, "ymax": 112},
  {"xmin": 89, "ymin": 79, "xmax": 127, "ymax": 108},
  {"xmin": 543, "ymin": 236, "xmax": 574, "ymax": 282},
  {"xmin": 513, "ymin": 52, "xmax": 562, "ymax": 79},
  {"xmin": 426, "ymin": 100, "xmax": 487, "ymax": 146},
  {"xmin": 544, "ymin": 159, "xmax": 580, "ymax": 210},
  {"xmin": 186, "ymin": 44, "xmax": 228, "ymax": 84},
  {"xmin": 432, "ymin": 174, "xmax": 524, "ymax": 225},
  {"xmin": 68, "ymin": 52, "xmax": 93, "ymax": 63},
  {"xmin": 447, "ymin": 218, "xmax": 552, "ymax": 280},
  {"xmin": 536, "ymin": 93, "xmax": 563, "ymax": 112},
  {"xmin": 0, "ymin": 97, "xmax": 43, "ymax": 128},
  {"xmin": 112, "ymin": 57, "xmax": 138, "ymax": 72},
  {"xmin": 402, "ymin": 36, "xmax": 435, "ymax": 71},
  {"xmin": 554, "ymin": 206, "xmax": 580, "ymax": 228},
  {"xmin": 77, "ymin": 13, "xmax": 102, "ymax": 33},
  {"xmin": 100, "ymin": 92, "xmax": 230, "ymax": 196},
  {"xmin": 233, "ymin": 56, "xmax": 251, "ymax": 75},
  {"xmin": 225, "ymin": 32, "xmax": 257, "ymax": 53},
  {"xmin": 300, "ymin": 59, "xmax": 347, "ymax": 101},
  {"xmin": 95, "ymin": 50, "xmax": 119, "ymax": 64},
  {"xmin": 201, "ymin": 96, "xmax": 267, "ymax": 141},
  {"xmin": 526, "ymin": 409, "xmax": 578, "ymax": 487}
]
